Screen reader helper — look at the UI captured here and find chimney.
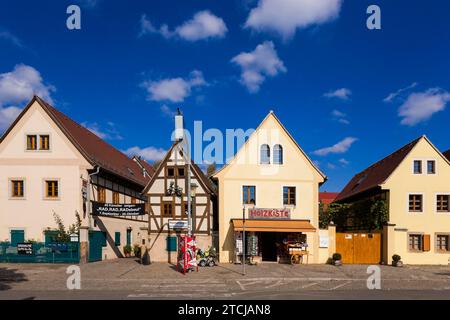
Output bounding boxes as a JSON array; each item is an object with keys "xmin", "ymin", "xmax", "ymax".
[{"xmin": 174, "ymin": 108, "xmax": 184, "ymax": 141}]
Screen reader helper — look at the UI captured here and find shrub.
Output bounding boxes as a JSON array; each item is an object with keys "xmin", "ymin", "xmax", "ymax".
[
  {"xmin": 392, "ymin": 254, "xmax": 401, "ymax": 262},
  {"xmin": 332, "ymin": 253, "xmax": 342, "ymax": 261},
  {"xmin": 133, "ymin": 244, "xmax": 141, "ymax": 257},
  {"xmin": 123, "ymin": 245, "xmax": 132, "ymax": 255}
]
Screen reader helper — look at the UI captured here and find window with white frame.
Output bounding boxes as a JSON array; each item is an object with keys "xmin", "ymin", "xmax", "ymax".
[
  {"xmin": 436, "ymin": 195, "xmax": 450, "ymax": 213},
  {"xmin": 427, "ymin": 160, "xmax": 436, "ymax": 174},
  {"xmin": 413, "ymin": 160, "xmax": 422, "ymax": 174},
  {"xmin": 409, "ymin": 194, "xmax": 423, "ymax": 212}
]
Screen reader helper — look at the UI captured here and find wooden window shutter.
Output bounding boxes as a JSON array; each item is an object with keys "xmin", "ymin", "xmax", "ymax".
[{"xmin": 422, "ymin": 234, "xmax": 431, "ymax": 252}]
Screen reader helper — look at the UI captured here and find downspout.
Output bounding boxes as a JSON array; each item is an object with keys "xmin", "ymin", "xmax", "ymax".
[{"xmin": 87, "ymin": 166, "xmax": 100, "ymax": 230}]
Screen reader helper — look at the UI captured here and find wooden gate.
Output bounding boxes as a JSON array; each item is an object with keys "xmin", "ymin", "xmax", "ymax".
[{"xmin": 336, "ymin": 232, "xmax": 382, "ymax": 264}]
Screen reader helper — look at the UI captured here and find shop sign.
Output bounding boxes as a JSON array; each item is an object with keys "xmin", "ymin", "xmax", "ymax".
[
  {"xmin": 169, "ymin": 219, "xmax": 189, "ymax": 230},
  {"xmin": 92, "ymin": 201, "xmax": 145, "ymax": 216},
  {"xmin": 17, "ymin": 243, "xmax": 33, "ymax": 255},
  {"xmin": 319, "ymin": 236, "xmax": 329, "ymax": 248},
  {"xmin": 248, "ymin": 208, "xmax": 291, "ymax": 220}
]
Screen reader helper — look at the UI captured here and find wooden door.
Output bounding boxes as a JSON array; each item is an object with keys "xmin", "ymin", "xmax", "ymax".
[{"xmin": 336, "ymin": 232, "xmax": 381, "ymax": 264}]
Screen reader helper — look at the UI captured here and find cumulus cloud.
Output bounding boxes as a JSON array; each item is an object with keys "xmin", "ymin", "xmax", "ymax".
[
  {"xmin": 312, "ymin": 137, "xmax": 358, "ymax": 156},
  {"xmin": 140, "ymin": 11, "xmax": 227, "ymax": 41},
  {"xmin": 245, "ymin": 0, "xmax": 342, "ymax": 40},
  {"xmin": 0, "ymin": 64, "xmax": 55, "ymax": 131},
  {"xmin": 123, "ymin": 146, "xmax": 167, "ymax": 162},
  {"xmin": 141, "ymin": 70, "xmax": 207, "ymax": 103},
  {"xmin": 398, "ymin": 88, "xmax": 450, "ymax": 126},
  {"xmin": 231, "ymin": 41, "xmax": 286, "ymax": 93},
  {"xmin": 324, "ymin": 88, "xmax": 351, "ymax": 100},
  {"xmin": 383, "ymin": 82, "xmax": 418, "ymax": 103}
]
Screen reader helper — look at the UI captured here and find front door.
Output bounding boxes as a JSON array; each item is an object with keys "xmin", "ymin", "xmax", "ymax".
[
  {"xmin": 88, "ymin": 231, "xmax": 104, "ymax": 262},
  {"xmin": 261, "ymin": 232, "xmax": 277, "ymax": 262}
]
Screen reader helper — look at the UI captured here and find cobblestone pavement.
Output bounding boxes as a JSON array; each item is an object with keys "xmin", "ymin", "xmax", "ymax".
[{"xmin": 1, "ymin": 259, "xmax": 450, "ymax": 299}]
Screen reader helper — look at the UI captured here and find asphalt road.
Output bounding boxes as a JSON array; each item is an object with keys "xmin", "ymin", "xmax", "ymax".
[{"xmin": 1, "ymin": 259, "xmax": 450, "ymax": 300}]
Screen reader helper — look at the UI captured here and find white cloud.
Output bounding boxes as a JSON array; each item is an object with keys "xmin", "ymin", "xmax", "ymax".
[
  {"xmin": 327, "ymin": 163, "xmax": 336, "ymax": 169},
  {"xmin": 0, "ymin": 30, "xmax": 23, "ymax": 48},
  {"xmin": 384, "ymin": 82, "xmax": 418, "ymax": 103},
  {"xmin": 231, "ymin": 41, "xmax": 286, "ymax": 93},
  {"xmin": 245, "ymin": 0, "xmax": 342, "ymax": 40},
  {"xmin": 312, "ymin": 137, "xmax": 358, "ymax": 156},
  {"xmin": 331, "ymin": 109, "xmax": 350, "ymax": 124},
  {"xmin": 123, "ymin": 146, "xmax": 167, "ymax": 162},
  {"xmin": 0, "ymin": 64, "xmax": 55, "ymax": 131},
  {"xmin": 398, "ymin": 88, "xmax": 450, "ymax": 126},
  {"xmin": 160, "ymin": 104, "xmax": 176, "ymax": 117},
  {"xmin": 140, "ymin": 11, "xmax": 227, "ymax": 41},
  {"xmin": 339, "ymin": 158, "xmax": 349, "ymax": 165},
  {"xmin": 82, "ymin": 122, "xmax": 122, "ymax": 140},
  {"xmin": 0, "ymin": 106, "xmax": 21, "ymax": 132},
  {"xmin": 141, "ymin": 70, "xmax": 207, "ymax": 103},
  {"xmin": 324, "ymin": 88, "xmax": 351, "ymax": 100}
]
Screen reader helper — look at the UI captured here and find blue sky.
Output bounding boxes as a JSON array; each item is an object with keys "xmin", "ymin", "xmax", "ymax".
[{"xmin": 1, "ymin": 0, "xmax": 450, "ymax": 192}]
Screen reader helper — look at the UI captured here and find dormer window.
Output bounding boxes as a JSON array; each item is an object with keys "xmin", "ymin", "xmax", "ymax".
[
  {"xmin": 260, "ymin": 144, "xmax": 270, "ymax": 164},
  {"xmin": 273, "ymin": 144, "xmax": 283, "ymax": 164}
]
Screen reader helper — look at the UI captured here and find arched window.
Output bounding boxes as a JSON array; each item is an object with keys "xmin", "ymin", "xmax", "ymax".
[
  {"xmin": 260, "ymin": 144, "xmax": 270, "ymax": 164},
  {"xmin": 273, "ymin": 144, "xmax": 283, "ymax": 164}
]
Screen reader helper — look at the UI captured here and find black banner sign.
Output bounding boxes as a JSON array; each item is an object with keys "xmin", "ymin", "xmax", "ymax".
[
  {"xmin": 92, "ymin": 202, "xmax": 145, "ymax": 217},
  {"xmin": 17, "ymin": 243, "xmax": 33, "ymax": 255}
]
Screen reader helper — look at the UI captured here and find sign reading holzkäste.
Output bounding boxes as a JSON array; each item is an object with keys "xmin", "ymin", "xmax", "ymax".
[{"xmin": 248, "ymin": 208, "xmax": 291, "ymax": 220}]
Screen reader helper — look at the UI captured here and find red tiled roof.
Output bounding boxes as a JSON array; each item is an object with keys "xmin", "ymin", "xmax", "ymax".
[
  {"xmin": 335, "ymin": 136, "xmax": 422, "ymax": 202},
  {"xmin": 319, "ymin": 192, "xmax": 339, "ymax": 205},
  {"xmin": 444, "ymin": 149, "xmax": 450, "ymax": 161},
  {"xmin": 1, "ymin": 96, "xmax": 152, "ymax": 187}
]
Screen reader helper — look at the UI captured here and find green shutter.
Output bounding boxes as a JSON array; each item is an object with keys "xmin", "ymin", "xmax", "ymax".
[
  {"xmin": 11, "ymin": 230, "xmax": 25, "ymax": 246},
  {"xmin": 166, "ymin": 236, "xmax": 177, "ymax": 252},
  {"xmin": 114, "ymin": 232, "xmax": 121, "ymax": 246},
  {"xmin": 101, "ymin": 232, "xmax": 107, "ymax": 247}
]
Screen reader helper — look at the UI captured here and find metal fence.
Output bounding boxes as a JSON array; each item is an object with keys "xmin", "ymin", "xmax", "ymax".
[{"xmin": 0, "ymin": 242, "xmax": 80, "ymax": 263}]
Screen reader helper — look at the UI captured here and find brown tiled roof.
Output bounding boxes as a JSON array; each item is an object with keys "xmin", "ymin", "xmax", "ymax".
[
  {"xmin": 335, "ymin": 136, "xmax": 422, "ymax": 202},
  {"xmin": 319, "ymin": 192, "xmax": 339, "ymax": 205},
  {"xmin": 444, "ymin": 149, "xmax": 450, "ymax": 161},
  {"xmin": 1, "ymin": 96, "xmax": 152, "ymax": 187}
]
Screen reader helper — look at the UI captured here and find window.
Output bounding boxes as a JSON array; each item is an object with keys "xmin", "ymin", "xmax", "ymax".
[
  {"xmin": 97, "ymin": 187, "xmax": 106, "ymax": 203},
  {"xmin": 260, "ymin": 144, "xmax": 270, "ymax": 164},
  {"xmin": 427, "ymin": 160, "xmax": 436, "ymax": 174},
  {"xmin": 413, "ymin": 160, "xmax": 422, "ymax": 174},
  {"xmin": 273, "ymin": 144, "xmax": 283, "ymax": 165},
  {"xmin": 283, "ymin": 186, "xmax": 296, "ymax": 205},
  {"xmin": 409, "ymin": 234, "xmax": 423, "ymax": 251},
  {"xmin": 130, "ymin": 197, "xmax": 136, "ymax": 204},
  {"xmin": 437, "ymin": 195, "xmax": 450, "ymax": 212},
  {"xmin": 243, "ymin": 186, "xmax": 256, "ymax": 205},
  {"xmin": 40, "ymin": 135, "xmax": 50, "ymax": 150},
  {"xmin": 114, "ymin": 232, "xmax": 121, "ymax": 246},
  {"xmin": 11, "ymin": 180, "xmax": 24, "ymax": 198},
  {"xmin": 436, "ymin": 234, "xmax": 449, "ymax": 252},
  {"xmin": 162, "ymin": 202, "xmax": 174, "ymax": 217},
  {"xmin": 408, "ymin": 194, "xmax": 423, "ymax": 212},
  {"xmin": 177, "ymin": 167, "xmax": 185, "ymax": 177},
  {"xmin": 112, "ymin": 192, "xmax": 120, "ymax": 204},
  {"xmin": 167, "ymin": 167, "xmax": 175, "ymax": 177},
  {"xmin": 26, "ymin": 135, "xmax": 37, "ymax": 150},
  {"xmin": 45, "ymin": 180, "xmax": 59, "ymax": 198}
]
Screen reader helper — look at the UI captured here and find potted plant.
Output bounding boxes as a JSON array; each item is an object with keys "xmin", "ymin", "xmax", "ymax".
[
  {"xmin": 392, "ymin": 254, "xmax": 403, "ymax": 267},
  {"xmin": 123, "ymin": 245, "xmax": 132, "ymax": 258},
  {"xmin": 133, "ymin": 244, "xmax": 141, "ymax": 258},
  {"xmin": 332, "ymin": 253, "xmax": 342, "ymax": 266}
]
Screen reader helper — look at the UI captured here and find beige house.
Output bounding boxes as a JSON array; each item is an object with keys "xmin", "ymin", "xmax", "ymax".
[
  {"xmin": 143, "ymin": 141, "xmax": 217, "ymax": 263},
  {"xmin": 213, "ymin": 111, "xmax": 328, "ymax": 264},
  {"xmin": 336, "ymin": 136, "xmax": 450, "ymax": 265},
  {"xmin": 0, "ymin": 96, "xmax": 152, "ymax": 262}
]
